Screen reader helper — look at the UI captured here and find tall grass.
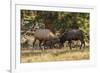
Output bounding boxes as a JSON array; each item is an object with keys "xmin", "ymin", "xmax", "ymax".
[{"xmin": 21, "ymin": 47, "xmax": 89, "ymax": 63}]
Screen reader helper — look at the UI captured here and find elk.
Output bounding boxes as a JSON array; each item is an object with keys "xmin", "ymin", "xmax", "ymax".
[
  {"xmin": 59, "ymin": 29, "xmax": 85, "ymax": 49},
  {"xmin": 32, "ymin": 29, "xmax": 60, "ymax": 50}
]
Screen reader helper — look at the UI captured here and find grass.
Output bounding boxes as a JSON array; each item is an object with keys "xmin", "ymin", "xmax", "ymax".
[{"xmin": 21, "ymin": 47, "xmax": 89, "ymax": 63}]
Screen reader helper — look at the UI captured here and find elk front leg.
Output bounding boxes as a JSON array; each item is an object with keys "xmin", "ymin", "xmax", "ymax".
[{"xmin": 33, "ymin": 38, "xmax": 36, "ymax": 48}]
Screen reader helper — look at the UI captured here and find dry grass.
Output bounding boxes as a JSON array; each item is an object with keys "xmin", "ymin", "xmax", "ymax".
[{"xmin": 21, "ymin": 47, "xmax": 89, "ymax": 63}]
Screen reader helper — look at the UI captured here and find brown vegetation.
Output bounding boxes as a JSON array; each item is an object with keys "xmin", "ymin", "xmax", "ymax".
[{"xmin": 21, "ymin": 47, "xmax": 89, "ymax": 63}]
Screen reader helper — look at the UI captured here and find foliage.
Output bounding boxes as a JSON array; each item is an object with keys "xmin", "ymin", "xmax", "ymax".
[{"xmin": 21, "ymin": 10, "xmax": 89, "ymax": 36}]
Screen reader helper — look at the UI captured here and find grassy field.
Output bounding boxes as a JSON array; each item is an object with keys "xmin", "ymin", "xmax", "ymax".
[{"xmin": 21, "ymin": 47, "xmax": 89, "ymax": 63}]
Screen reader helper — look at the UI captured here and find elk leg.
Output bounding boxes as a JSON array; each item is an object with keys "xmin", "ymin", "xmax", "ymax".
[
  {"xmin": 39, "ymin": 40, "xmax": 42, "ymax": 49},
  {"xmin": 82, "ymin": 40, "xmax": 85, "ymax": 48},
  {"xmin": 33, "ymin": 38, "xmax": 36, "ymax": 48},
  {"xmin": 43, "ymin": 40, "xmax": 50, "ymax": 49},
  {"xmin": 80, "ymin": 41, "xmax": 82, "ymax": 49},
  {"xmin": 68, "ymin": 41, "xmax": 72, "ymax": 50},
  {"xmin": 80, "ymin": 40, "xmax": 85, "ymax": 49},
  {"xmin": 59, "ymin": 43, "xmax": 63, "ymax": 48},
  {"xmin": 42, "ymin": 41, "xmax": 47, "ymax": 51}
]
